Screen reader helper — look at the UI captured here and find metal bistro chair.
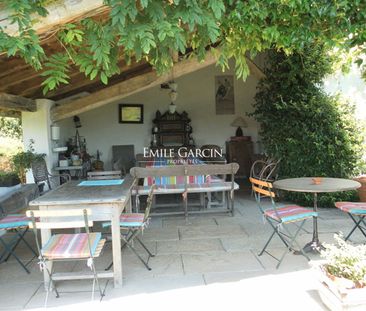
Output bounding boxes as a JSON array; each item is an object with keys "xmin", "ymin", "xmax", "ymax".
[
  {"xmin": 334, "ymin": 202, "xmax": 366, "ymax": 241},
  {"xmin": 103, "ymin": 185, "xmax": 156, "ymax": 271},
  {"xmin": 0, "ymin": 214, "xmax": 37, "ymax": 273},
  {"xmin": 31, "ymin": 158, "xmax": 70, "ymax": 194},
  {"xmin": 250, "ymin": 158, "xmax": 280, "ymax": 183},
  {"xmin": 250, "ymin": 177, "xmax": 317, "ymax": 268},
  {"xmin": 27, "ymin": 209, "xmax": 106, "ymax": 305}
]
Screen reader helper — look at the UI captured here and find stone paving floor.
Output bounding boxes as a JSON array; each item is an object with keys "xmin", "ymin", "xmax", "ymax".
[{"xmin": 0, "ymin": 188, "xmax": 364, "ymax": 311}]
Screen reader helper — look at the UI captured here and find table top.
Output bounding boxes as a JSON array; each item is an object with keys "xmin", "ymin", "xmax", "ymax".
[
  {"xmin": 29, "ymin": 174, "xmax": 134, "ymax": 206},
  {"xmin": 273, "ymin": 177, "xmax": 361, "ymax": 193}
]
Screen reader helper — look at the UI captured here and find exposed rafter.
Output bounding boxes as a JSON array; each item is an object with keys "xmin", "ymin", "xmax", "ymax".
[
  {"xmin": 0, "ymin": 93, "xmax": 36, "ymax": 112},
  {"xmin": 0, "ymin": 109, "xmax": 21, "ymax": 118},
  {"xmin": 0, "ymin": 0, "xmax": 106, "ymax": 37},
  {"xmin": 51, "ymin": 51, "xmax": 219, "ymax": 121}
]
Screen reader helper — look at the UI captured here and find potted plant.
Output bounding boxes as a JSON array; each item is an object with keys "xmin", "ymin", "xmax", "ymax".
[
  {"xmin": 313, "ymin": 234, "xmax": 366, "ymax": 310},
  {"xmin": 11, "ymin": 140, "xmax": 45, "ymax": 184}
]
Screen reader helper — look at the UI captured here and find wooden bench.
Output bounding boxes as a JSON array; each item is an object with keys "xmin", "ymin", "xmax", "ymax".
[
  {"xmin": 87, "ymin": 170, "xmax": 122, "ymax": 180},
  {"xmin": 130, "ymin": 163, "xmax": 239, "ymax": 217}
]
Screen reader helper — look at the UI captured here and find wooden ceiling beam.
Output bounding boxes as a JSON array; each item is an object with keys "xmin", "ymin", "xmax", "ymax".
[
  {"xmin": 0, "ymin": 0, "xmax": 106, "ymax": 36},
  {"xmin": 0, "ymin": 109, "xmax": 21, "ymax": 118},
  {"xmin": 51, "ymin": 50, "xmax": 218, "ymax": 121},
  {"xmin": 0, "ymin": 93, "xmax": 36, "ymax": 112}
]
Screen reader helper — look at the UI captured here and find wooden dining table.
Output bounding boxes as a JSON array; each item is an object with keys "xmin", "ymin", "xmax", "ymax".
[{"xmin": 29, "ymin": 174, "xmax": 135, "ymax": 288}]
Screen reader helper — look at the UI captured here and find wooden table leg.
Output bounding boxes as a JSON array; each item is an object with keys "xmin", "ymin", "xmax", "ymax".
[
  {"xmin": 111, "ymin": 206, "xmax": 123, "ymax": 288},
  {"xmin": 40, "ymin": 206, "xmax": 52, "ymax": 290}
]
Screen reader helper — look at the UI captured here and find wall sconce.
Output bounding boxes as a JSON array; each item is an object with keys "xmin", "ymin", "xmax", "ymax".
[{"xmin": 51, "ymin": 124, "xmax": 60, "ymax": 141}]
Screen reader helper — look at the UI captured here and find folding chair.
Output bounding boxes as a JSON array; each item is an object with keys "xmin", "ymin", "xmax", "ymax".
[
  {"xmin": 0, "ymin": 214, "xmax": 37, "ymax": 273},
  {"xmin": 103, "ymin": 185, "xmax": 156, "ymax": 271},
  {"xmin": 335, "ymin": 202, "xmax": 366, "ymax": 241},
  {"xmin": 26, "ymin": 209, "xmax": 106, "ymax": 306},
  {"xmin": 250, "ymin": 177, "xmax": 317, "ymax": 268}
]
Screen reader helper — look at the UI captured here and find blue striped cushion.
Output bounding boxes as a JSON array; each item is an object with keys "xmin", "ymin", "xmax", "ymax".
[
  {"xmin": 102, "ymin": 213, "xmax": 145, "ymax": 228},
  {"xmin": 0, "ymin": 215, "xmax": 30, "ymax": 229}
]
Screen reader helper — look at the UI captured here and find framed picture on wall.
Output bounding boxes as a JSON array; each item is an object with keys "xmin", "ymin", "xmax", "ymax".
[
  {"xmin": 215, "ymin": 75, "xmax": 235, "ymax": 115},
  {"xmin": 118, "ymin": 104, "xmax": 144, "ymax": 124}
]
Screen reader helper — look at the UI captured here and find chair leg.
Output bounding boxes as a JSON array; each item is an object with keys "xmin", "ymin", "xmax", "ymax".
[
  {"xmin": 258, "ymin": 229, "xmax": 276, "ymax": 257},
  {"xmin": 276, "ymin": 220, "xmax": 309, "ymax": 269},
  {"xmin": 0, "ymin": 237, "xmax": 31, "ymax": 273},
  {"xmin": 345, "ymin": 214, "xmax": 366, "ymax": 241},
  {"xmin": 135, "ymin": 236, "xmax": 155, "ymax": 257},
  {"xmin": 43, "ymin": 262, "xmax": 59, "ymax": 307},
  {"xmin": 90, "ymin": 260, "xmax": 104, "ymax": 300}
]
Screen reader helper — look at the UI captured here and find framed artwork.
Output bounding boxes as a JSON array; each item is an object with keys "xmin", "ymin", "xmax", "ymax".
[
  {"xmin": 118, "ymin": 104, "xmax": 144, "ymax": 124},
  {"xmin": 215, "ymin": 75, "xmax": 235, "ymax": 115}
]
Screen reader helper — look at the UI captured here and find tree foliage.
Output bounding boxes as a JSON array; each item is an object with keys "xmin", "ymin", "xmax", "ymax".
[
  {"xmin": 0, "ymin": 117, "xmax": 22, "ymax": 139},
  {"xmin": 250, "ymin": 46, "xmax": 365, "ymax": 207},
  {"xmin": 0, "ymin": 0, "xmax": 366, "ymax": 93}
]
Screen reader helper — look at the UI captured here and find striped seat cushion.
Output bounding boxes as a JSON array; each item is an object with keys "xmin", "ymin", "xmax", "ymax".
[
  {"xmin": 335, "ymin": 202, "xmax": 366, "ymax": 215},
  {"xmin": 102, "ymin": 213, "xmax": 145, "ymax": 228},
  {"xmin": 41, "ymin": 232, "xmax": 101, "ymax": 259},
  {"xmin": 0, "ymin": 215, "xmax": 30, "ymax": 229},
  {"xmin": 265, "ymin": 205, "xmax": 317, "ymax": 223}
]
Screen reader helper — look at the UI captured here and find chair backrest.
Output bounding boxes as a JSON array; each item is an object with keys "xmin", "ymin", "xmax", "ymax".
[
  {"xmin": 31, "ymin": 158, "xmax": 50, "ymax": 185},
  {"xmin": 112, "ymin": 145, "xmax": 135, "ymax": 174},
  {"xmin": 249, "ymin": 177, "xmax": 276, "ymax": 214},
  {"xmin": 250, "ymin": 158, "xmax": 280, "ymax": 182},
  {"xmin": 26, "ymin": 209, "xmax": 93, "ymax": 230},
  {"xmin": 143, "ymin": 185, "xmax": 156, "ymax": 222},
  {"xmin": 87, "ymin": 170, "xmax": 122, "ymax": 180},
  {"xmin": 130, "ymin": 166, "xmax": 186, "ymax": 179},
  {"xmin": 26, "ymin": 209, "xmax": 95, "ymax": 260}
]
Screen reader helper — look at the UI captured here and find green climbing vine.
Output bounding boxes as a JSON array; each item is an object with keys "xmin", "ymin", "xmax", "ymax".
[{"xmin": 0, "ymin": 0, "xmax": 366, "ymax": 94}]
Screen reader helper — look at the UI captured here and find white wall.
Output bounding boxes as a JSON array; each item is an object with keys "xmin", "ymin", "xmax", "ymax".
[
  {"xmin": 22, "ymin": 99, "xmax": 57, "ymax": 182},
  {"xmin": 58, "ymin": 63, "xmax": 261, "ymax": 169}
]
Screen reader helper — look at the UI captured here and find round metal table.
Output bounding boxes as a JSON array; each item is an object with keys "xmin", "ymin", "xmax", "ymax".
[{"xmin": 273, "ymin": 177, "xmax": 361, "ymax": 253}]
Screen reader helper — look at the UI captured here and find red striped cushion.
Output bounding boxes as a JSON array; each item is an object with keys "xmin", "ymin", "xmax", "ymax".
[
  {"xmin": 335, "ymin": 202, "xmax": 366, "ymax": 214},
  {"xmin": 265, "ymin": 205, "xmax": 317, "ymax": 223},
  {"xmin": 120, "ymin": 213, "xmax": 145, "ymax": 227},
  {"xmin": 41, "ymin": 233, "xmax": 101, "ymax": 259}
]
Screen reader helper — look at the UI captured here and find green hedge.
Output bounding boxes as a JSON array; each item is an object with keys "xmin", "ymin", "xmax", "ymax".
[{"xmin": 250, "ymin": 46, "xmax": 364, "ymax": 207}]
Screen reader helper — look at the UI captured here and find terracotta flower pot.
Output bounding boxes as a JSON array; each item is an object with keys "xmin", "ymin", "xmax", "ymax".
[{"xmin": 353, "ymin": 176, "xmax": 366, "ymax": 202}]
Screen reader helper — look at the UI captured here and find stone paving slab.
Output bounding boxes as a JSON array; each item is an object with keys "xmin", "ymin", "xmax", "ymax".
[
  {"xmin": 179, "ymin": 224, "xmax": 246, "ymax": 240},
  {"xmin": 162, "ymin": 216, "xmax": 217, "ymax": 227},
  {"xmin": 182, "ymin": 251, "xmax": 263, "ymax": 274},
  {"xmin": 141, "ymin": 227, "xmax": 179, "ymax": 241},
  {"xmin": 157, "ymin": 238, "xmax": 224, "ymax": 255}
]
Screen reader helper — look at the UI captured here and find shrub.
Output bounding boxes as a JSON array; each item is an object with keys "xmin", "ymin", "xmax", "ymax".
[
  {"xmin": 0, "ymin": 171, "xmax": 20, "ymax": 187},
  {"xmin": 321, "ymin": 234, "xmax": 366, "ymax": 288},
  {"xmin": 250, "ymin": 46, "xmax": 365, "ymax": 207}
]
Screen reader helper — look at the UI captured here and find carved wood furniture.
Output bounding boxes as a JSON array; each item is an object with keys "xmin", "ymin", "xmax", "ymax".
[
  {"xmin": 226, "ymin": 140, "xmax": 254, "ymax": 177},
  {"xmin": 151, "ymin": 110, "xmax": 194, "ymax": 149}
]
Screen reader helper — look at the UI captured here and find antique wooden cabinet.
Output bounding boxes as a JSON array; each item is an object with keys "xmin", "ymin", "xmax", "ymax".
[
  {"xmin": 226, "ymin": 140, "xmax": 254, "ymax": 177},
  {"xmin": 151, "ymin": 110, "xmax": 194, "ymax": 148}
]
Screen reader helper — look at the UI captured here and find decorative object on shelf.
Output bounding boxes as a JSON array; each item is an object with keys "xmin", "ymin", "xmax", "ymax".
[
  {"xmin": 73, "ymin": 116, "xmax": 82, "ymax": 128},
  {"xmin": 215, "ymin": 75, "xmax": 235, "ymax": 115},
  {"xmin": 231, "ymin": 116, "xmax": 248, "ymax": 137},
  {"xmin": 151, "ymin": 109, "xmax": 194, "ymax": 148},
  {"xmin": 92, "ymin": 150, "xmax": 104, "ymax": 171},
  {"xmin": 119, "ymin": 104, "xmax": 144, "ymax": 124}
]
